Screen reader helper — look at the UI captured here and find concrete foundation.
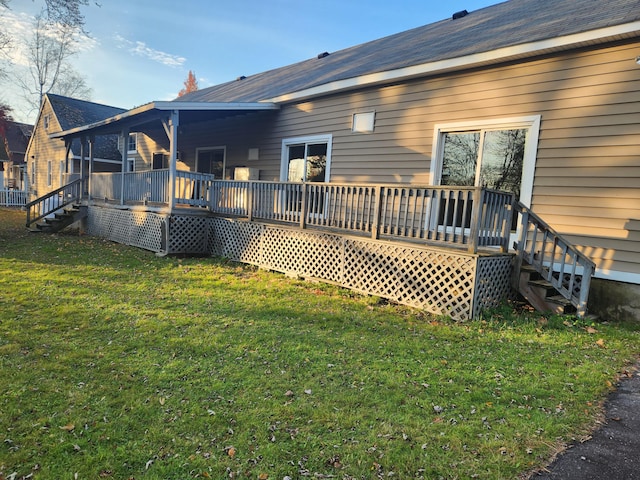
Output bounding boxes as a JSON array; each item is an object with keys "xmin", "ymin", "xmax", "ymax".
[{"xmin": 588, "ymin": 278, "xmax": 640, "ymax": 323}]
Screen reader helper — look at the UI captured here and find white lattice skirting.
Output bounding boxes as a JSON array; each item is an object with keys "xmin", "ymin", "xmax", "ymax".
[
  {"xmin": 86, "ymin": 208, "xmax": 513, "ymax": 320},
  {"xmin": 209, "ymin": 217, "xmax": 513, "ymax": 321},
  {"xmin": 87, "ymin": 206, "xmax": 168, "ymax": 253}
]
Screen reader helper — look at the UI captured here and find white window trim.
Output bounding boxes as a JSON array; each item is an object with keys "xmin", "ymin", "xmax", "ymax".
[
  {"xmin": 280, "ymin": 134, "xmax": 333, "ymax": 182},
  {"xmin": 195, "ymin": 146, "xmax": 226, "ymax": 178},
  {"xmin": 47, "ymin": 160, "xmax": 52, "ymax": 187},
  {"xmin": 431, "ymin": 115, "xmax": 541, "ymax": 208}
]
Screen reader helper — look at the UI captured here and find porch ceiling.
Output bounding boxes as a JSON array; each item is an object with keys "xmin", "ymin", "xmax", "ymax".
[{"xmin": 48, "ymin": 101, "xmax": 280, "ymax": 140}]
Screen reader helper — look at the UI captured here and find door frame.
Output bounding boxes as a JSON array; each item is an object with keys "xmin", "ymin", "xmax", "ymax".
[
  {"xmin": 196, "ymin": 146, "xmax": 226, "ymax": 178},
  {"xmin": 431, "ymin": 115, "xmax": 541, "ymax": 246},
  {"xmin": 279, "ymin": 134, "xmax": 333, "ymax": 182}
]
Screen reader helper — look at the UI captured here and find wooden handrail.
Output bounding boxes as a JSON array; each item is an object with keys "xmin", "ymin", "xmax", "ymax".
[{"xmin": 25, "ymin": 178, "xmax": 84, "ymax": 227}]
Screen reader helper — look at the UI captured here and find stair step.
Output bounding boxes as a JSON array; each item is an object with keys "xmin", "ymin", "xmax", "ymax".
[
  {"xmin": 546, "ymin": 295, "xmax": 573, "ymax": 307},
  {"xmin": 520, "ymin": 264, "xmax": 537, "ymax": 273},
  {"xmin": 528, "ymin": 279, "xmax": 556, "ymax": 291}
]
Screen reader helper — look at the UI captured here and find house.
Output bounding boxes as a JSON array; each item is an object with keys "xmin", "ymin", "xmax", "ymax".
[
  {"xmin": 0, "ymin": 120, "xmax": 31, "ymax": 205},
  {"xmin": 25, "ymin": 94, "xmax": 171, "ymax": 200},
  {"xmin": 28, "ymin": 0, "xmax": 640, "ymax": 321}
]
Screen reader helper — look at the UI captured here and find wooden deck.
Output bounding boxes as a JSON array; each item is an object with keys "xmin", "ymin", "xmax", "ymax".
[{"xmin": 25, "ymin": 173, "xmax": 594, "ymax": 319}]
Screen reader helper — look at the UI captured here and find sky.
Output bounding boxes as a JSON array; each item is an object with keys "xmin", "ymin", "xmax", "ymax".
[{"xmin": 1, "ymin": 0, "xmax": 498, "ymax": 124}]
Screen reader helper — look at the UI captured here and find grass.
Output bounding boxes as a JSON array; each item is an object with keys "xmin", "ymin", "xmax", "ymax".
[{"xmin": 0, "ymin": 207, "xmax": 638, "ymax": 480}]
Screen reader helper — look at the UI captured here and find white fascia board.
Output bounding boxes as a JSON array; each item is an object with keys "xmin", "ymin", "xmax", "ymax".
[
  {"xmin": 154, "ymin": 101, "xmax": 279, "ymax": 111},
  {"xmin": 267, "ymin": 21, "xmax": 640, "ymax": 104}
]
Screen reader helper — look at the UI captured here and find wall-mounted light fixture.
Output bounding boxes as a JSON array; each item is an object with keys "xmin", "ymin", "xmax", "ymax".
[{"xmin": 636, "ymin": 56, "xmax": 640, "ymax": 65}]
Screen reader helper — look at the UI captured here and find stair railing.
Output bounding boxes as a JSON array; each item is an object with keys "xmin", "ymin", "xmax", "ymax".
[
  {"xmin": 513, "ymin": 202, "xmax": 596, "ymax": 316},
  {"xmin": 25, "ymin": 178, "xmax": 84, "ymax": 228}
]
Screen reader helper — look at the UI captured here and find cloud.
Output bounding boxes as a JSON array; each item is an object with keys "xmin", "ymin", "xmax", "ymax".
[
  {"xmin": 0, "ymin": 10, "xmax": 97, "ymax": 66},
  {"xmin": 115, "ymin": 35, "xmax": 185, "ymax": 68}
]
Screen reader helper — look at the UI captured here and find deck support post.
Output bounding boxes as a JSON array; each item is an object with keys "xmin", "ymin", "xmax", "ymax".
[
  {"xmin": 120, "ymin": 128, "xmax": 129, "ymax": 206},
  {"xmin": 467, "ymin": 187, "xmax": 483, "ymax": 254},
  {"xmin": 371, "ymin": 185, "xmax": 383, "ymax": 240},
  {"xmin": 299, "ymin": 182, "xmax": 307, "ymax": 229},
  {"xmin": 247, "ymin": 181, "xmax": 254, "ymax": 222},
  {"xmin": 88, "ymin": 135, "xmax": 95, "ymax": 202},
  {"xmin": 79, "ymin": 136, "xmax": 86, "ymax": 200},
  {"xmin": 167, "ymin": 110, "xmax": 180, "ymax": 211}
]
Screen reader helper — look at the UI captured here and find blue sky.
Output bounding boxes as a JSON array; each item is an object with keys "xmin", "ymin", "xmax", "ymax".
[{"xmin": 3, "ymin": 0, "xmax": 498, "ymax": 123}]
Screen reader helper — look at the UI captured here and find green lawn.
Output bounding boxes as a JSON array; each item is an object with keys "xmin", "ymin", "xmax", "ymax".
[{"xmin": 0, "ymin": 207, "xmax": 638, "ymax": 479}]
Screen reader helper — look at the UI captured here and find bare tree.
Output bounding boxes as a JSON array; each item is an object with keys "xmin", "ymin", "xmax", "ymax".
[
  {"xmin": 15, "ymin": 12, "xmax": 91, "ymax": 114},
  {"xmin": 2, "ymin": 0, "xmax": 88, "ymax": 29},
  {"xmin": 53, "ymin": 67, "xmax": 92, "ymax": 99}
]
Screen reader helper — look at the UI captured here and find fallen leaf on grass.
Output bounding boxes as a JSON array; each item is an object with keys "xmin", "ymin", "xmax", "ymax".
[
  {"xmin": 596, "ymin": 338, "xmax": 606, "ymax": 348},
  {"xmin": 227, "ymin": 446, "xmax": 236, "ymax": 458},
  {"xmin": 59, "ymin": 423, "xmax": 75, "ymax": 432},
  {"xmin": 585, "ymin": 326, "xmax": 598, "ymax": 334}
]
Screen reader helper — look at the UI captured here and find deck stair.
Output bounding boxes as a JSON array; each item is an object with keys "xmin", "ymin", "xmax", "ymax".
[
  {"xmin": 30, "ymin": 204, "xmax": 87, "ymax": 233},
  {"xmin": 513, "ymin": 202, "xmax": 596, "ymax": 317},
  {"xmin": 25, "ymin": 178, "xmax": 86, "ymax": 233}
]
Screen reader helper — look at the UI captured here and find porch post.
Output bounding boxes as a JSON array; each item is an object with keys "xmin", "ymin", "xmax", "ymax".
[
  {"xmin": 64, "ymin": 140, "xmax": 71, "ymax": 182},
  {"xmin": 79, "ymin": 136, "xmax": 86, "ymax": 199},
  {"xmin": 167, "ymin": 110, "xmax": 179, "ymax": 211},
  {"xmin": 88, "ymin": 135, "xmax": 95, "ymax": 201},
  {"xmin": 120, "ymin": 129, "xmax": 128, "ymax": 205}
]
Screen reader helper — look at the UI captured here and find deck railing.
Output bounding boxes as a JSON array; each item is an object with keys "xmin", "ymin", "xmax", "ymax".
[
  {"xmin": 210, "ymin": 181, "xmax": 514, "ymax": 253},
  {"xmin": 0, "ymin": 188, "xmax": 27, "ymax": 207},
  {"xmin": 25, "ymin": 178, "xmax": 84, "ymax": 227},
  {"xmin": 514, "ymin": 202, "xmax": 596, "ymax": 316},
  {"xmin": 91, "ymin": 169, "xmax": 215, "ymax": 207}
]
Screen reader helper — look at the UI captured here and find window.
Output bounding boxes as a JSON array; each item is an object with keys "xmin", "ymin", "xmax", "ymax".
[
  {"xmin": 128, "ymin": 133, "xmax": 137, "ymax": 153},
  {"xmin": 196, "ymin": 148, "xmax": 225, "ymax": 178},
  {"xmin": 30, "ymin": 161, "xmax": 35, "ymax": 187},
  {"xmin": 47, "ymin": 160, "xmax": 52, "ymax": 187},
  {"xmin": 43, "ymin": 115, "xmax": 50, "ymax": 130},
  {"xmin": 432, "ymin": 116, "xmax": 541, "ymax": 239},
  {"xmin": 280, "ymin": 134, "xmax": 332, "ymax": 183},
  {"xmin": 152, "ymin": 153, "xmax": 169, "ymax": 170},
  {"xmin": 127, "ymin": 158, "xmax": 135, "ymax": 172},
  {"xmin": 59, "ymin": 161, "xmax": 65, "ymax": 186}
]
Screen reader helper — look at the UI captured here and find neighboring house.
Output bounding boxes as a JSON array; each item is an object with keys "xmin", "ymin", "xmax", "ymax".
[
  {"xmin": 33, "ymin": 0, "xmax": 640, "ymax": 321},
  {"xmin": 25, "ymin": 94, "xmax": 170, "ymax": 199},
  {"xmin": 0, "ymin": 120, "xmax": 32, "ymax": 191}
]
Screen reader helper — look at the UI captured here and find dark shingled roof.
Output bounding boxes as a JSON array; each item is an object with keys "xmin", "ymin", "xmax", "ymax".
[
  {"xmin": 47, "ymin": 94, "xmax": 126, "ymax": 160},
  {"xmin": 1, "ymin": 121, "xmax": 32, "ymax": 164},
  {"xmin": 178, "ymin": 0, "xmax": 640, "ymax": 104}
]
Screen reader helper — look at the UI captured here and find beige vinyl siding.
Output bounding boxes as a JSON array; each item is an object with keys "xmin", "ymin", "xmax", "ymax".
[
  {"xmin": 26, "ymin": 99, "xmax": 67, "ymax": 199},
  {"xmin": 176, "ymin": 39, "xmax": 640, "ymax": 279}
]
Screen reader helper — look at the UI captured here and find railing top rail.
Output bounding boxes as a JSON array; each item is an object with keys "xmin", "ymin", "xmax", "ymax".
[
  {"xmin": 515, "ymin": 201, "xmax": 596, "ymax": 271},
  {"xmin": 211, "ymin": 179, "xmax": 487, "ymax": 192}
]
